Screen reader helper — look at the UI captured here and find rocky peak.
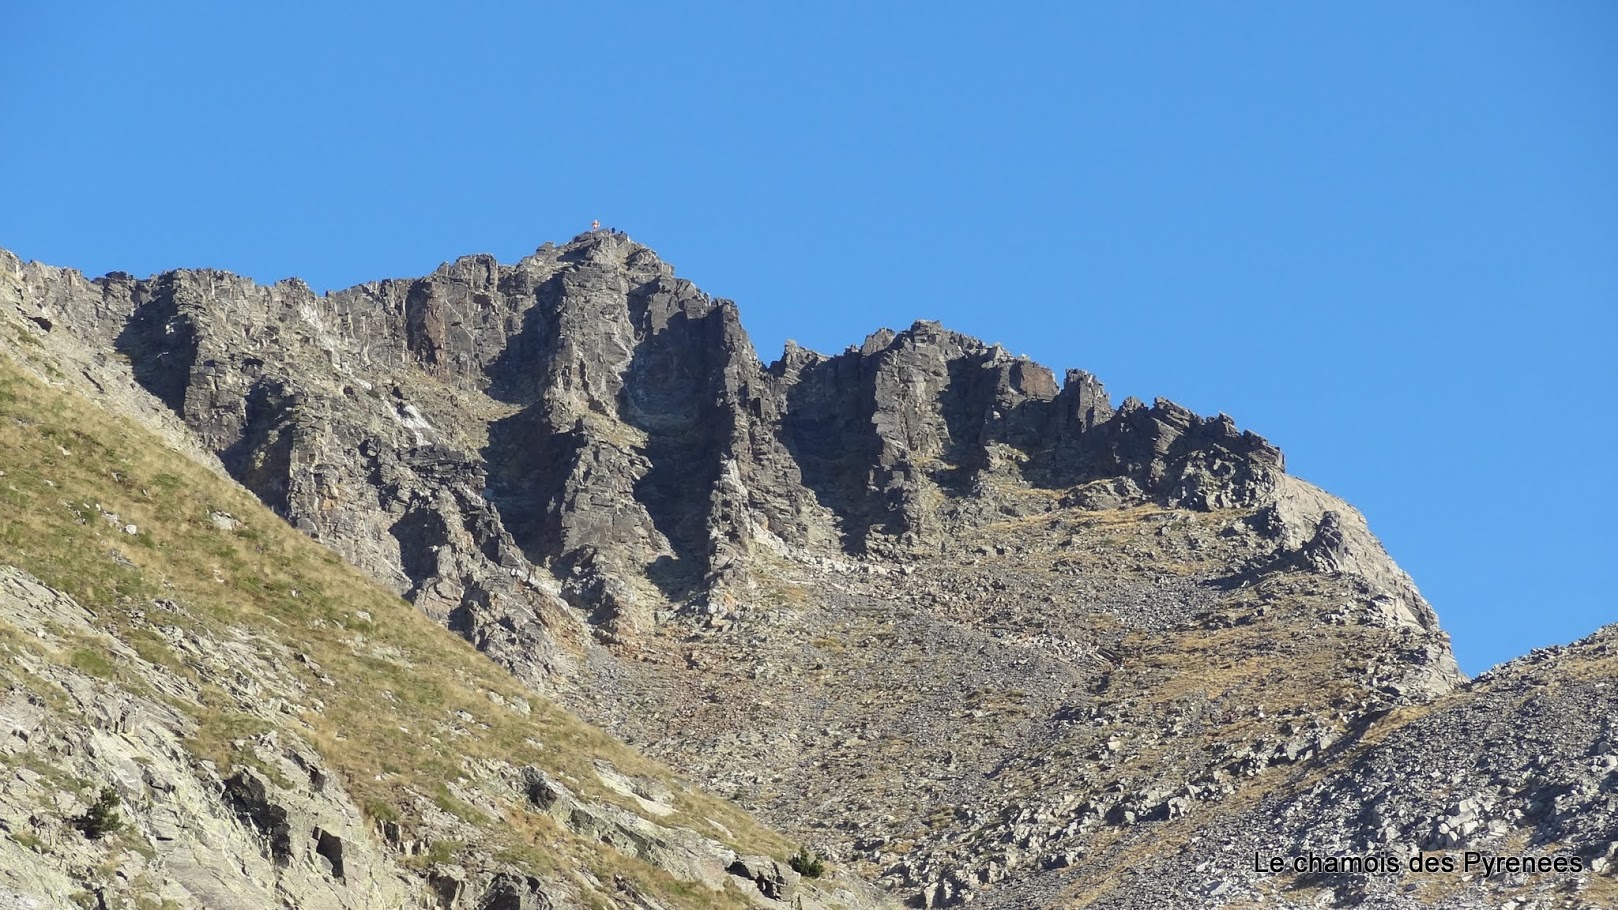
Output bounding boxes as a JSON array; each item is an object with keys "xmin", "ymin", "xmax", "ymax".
[
  {"xmin": 0, "ymin": 237, "xmax": 1488, "ymax": 909},
  {"xmin": 0, "ymin": 238, "xmax": 1377, "ymax": 638}
]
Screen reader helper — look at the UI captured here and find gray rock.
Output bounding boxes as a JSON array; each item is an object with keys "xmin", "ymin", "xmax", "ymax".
[{"xmin": 728, "ymin": 854, "xmax": 801, "ymax": 901}]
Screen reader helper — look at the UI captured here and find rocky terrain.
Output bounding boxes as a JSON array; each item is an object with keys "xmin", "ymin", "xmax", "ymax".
[
  {"xmin": 1, "ymin": 234, "xmax": 1612, "ymax": 908},
  {"xmin": 0, "ymin": 357, "xmax": 892, "ymax": 909}
]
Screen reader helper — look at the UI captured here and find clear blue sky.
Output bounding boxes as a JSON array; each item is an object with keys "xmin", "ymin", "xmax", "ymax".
[{"xmin": 4, "ymin": 2, "xmax": 1613, "ymax": 675}]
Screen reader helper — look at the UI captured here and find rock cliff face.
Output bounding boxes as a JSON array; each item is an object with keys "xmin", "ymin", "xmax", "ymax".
[
  {"xmin": 0, "ymin": 234, "xmax": 1303, "ymax": 652},
  {"xmin": 5, "ymin": 235, "xmax": 1606, "ymax": 908}
]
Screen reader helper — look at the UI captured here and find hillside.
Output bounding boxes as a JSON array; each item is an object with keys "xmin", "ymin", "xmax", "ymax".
[
  {"xmin": 1069, "ymin": 625, "xmax": 1618, "ymax": 909},
  {"xmin": 0, "ymin": 355, "xmax": 889, "ymax": 909},
  {"xmin": 3, "ymin": 235, "xmax": 1612, "ymax": 909}
]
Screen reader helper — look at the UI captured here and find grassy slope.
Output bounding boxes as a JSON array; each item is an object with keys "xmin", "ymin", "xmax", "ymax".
[{"xmin": 0, "ymin": 352, "xmax": 796, "ymax": 907}]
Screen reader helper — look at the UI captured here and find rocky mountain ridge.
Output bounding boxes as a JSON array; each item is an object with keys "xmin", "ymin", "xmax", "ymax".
[
  {"xmin": 3, "ymin": 234, "xmax": 1610, "ymax": 908},
  {"xmin": 0, "ymin": 233, "xmax": 1407, "ymax": 654}
]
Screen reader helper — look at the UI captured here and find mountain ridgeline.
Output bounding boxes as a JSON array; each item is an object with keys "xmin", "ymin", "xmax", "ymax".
[
  {"xmin": 4, "ymin": 234, "xmax": 1343, "ymax": 654},
  {"xmin": 3, "ymin": 234, "xmax": 1612, "ymax": 910}
]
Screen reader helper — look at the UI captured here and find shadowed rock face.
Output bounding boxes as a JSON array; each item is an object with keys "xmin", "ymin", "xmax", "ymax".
[
  {"xmin": 3, "ymin": 232, "xmax": 1297, "ymax": 654},
  {"xmin": 3, "ymin": 236, "xmax": 1483, "ymax": 908}
]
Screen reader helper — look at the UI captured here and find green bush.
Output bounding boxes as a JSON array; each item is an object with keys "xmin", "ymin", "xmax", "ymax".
[
  {"xmin": 78, "ymin": 787, "xmax": 125, "ymax": 839},
  {"xmin": 789, "ymin": 847, "xmax": 824, "ymax": 878}
]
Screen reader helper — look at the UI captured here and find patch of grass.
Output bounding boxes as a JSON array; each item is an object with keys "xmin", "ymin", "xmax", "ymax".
[
  {"xmin": 123, "ymin": 627, "xmax": 188, "ymax": 675},
  {"xmin": 431, "ymin": 783, "xmax": 487, "ymax": 824},
  {"xmin": 362, "ymin": 798, "xmax": 400, "ymax": 825},
  {"xmin": 6, "ymin": 329, "xmax": 42, "ymax": 351},
  {"xmin": 5, "ymin": 750, "xmax": 91, "ymax": 795},
  {"xmin": 7, "ymin": 831, "xmax": 46, "ymax": 852},
  {"xmin": 68, "ymin": 647, "xmax": 118, "ymax": 680}
]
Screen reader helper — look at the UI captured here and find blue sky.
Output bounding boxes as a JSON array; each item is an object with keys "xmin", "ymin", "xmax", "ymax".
[{"xmin": 3, "ymin": 2, "xmax": 1613, "ymax": 674}]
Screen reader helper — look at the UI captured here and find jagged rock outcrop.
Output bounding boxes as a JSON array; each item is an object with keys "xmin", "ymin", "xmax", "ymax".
[
  {"xmin": 3, "ymin": 235, "xmax": 1542, "ymax": 909},
  {"xmin": 1, "ymin": 233, "xmax": 1297, "ymax": 656}
]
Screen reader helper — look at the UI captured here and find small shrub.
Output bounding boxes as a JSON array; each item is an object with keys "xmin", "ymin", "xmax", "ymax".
[
  {"xmin": 77, "ymin": 787, "xmax": 125, "ymax": 839},
  {"xmin": 789, "ymin": 847, "xmax": 825, "ymax": 878}
]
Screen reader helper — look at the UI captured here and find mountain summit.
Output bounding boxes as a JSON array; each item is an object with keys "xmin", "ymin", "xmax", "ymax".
[{"xmin": 3, "ymin": 237, "xmax": 1611, "ymax": 909}]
